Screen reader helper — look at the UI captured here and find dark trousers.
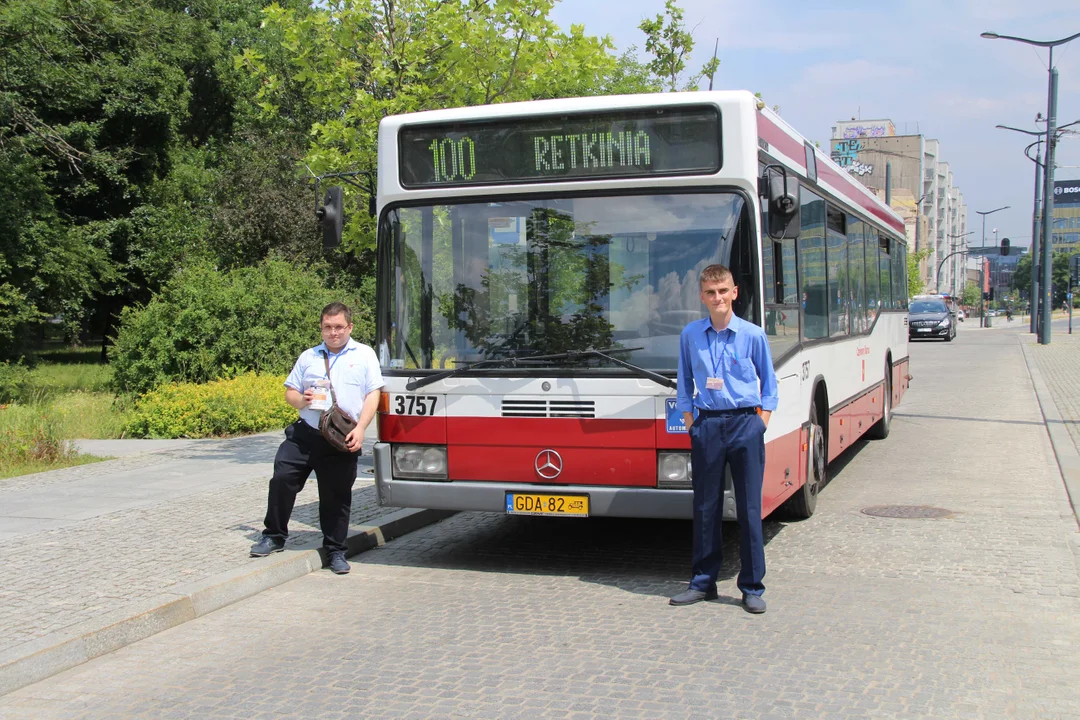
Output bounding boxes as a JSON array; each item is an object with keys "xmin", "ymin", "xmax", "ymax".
[
  {"xmin": 688, "ymin": 410, "xmax": 767, "ymax": 596},
  {"xmin": 262, "ymin": 420, "xmax": 359, "ymax": 552}
]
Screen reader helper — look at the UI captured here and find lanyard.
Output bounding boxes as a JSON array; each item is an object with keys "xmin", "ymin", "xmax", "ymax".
[
  {"xmin": 323, "ymin": 346, "xmax": 347, "ymax": 379},
  {"xmin": 710, "ymin": 329, "xmax": 732, "ymax": 377}
]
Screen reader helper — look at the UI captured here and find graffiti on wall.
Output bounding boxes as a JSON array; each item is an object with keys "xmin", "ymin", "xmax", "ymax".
[
  {"xmin": 831, "ymin": 138, "xmax": 861, "ymax": 167},
  {"xmin": 842, "ymin": 124, "xmax": 891, "ymax": 139},
  {"xmin": 831, "ymin": 139, "xmax": 875, "ymax": 176}
]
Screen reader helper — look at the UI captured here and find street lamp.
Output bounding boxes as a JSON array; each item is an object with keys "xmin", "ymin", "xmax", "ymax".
[
  {"xmin": 975, "ymin": 206, "xmax": 1009, "ymax": 327},
  {"xmin": 982, "ymin": 30, "xmax": 1080, "ymax": 344},
  {"xmin": 936, "ymin": 231, "xmax": 974, "ymax": 294}
]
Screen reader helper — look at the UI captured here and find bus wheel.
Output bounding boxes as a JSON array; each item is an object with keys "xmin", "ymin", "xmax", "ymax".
[
  {"xmin": 781, "ymin": 400, "xmax": 824, "ymax": 520},
  {"xmin": 867, "ymin": 365, "xmax": 892, "ymax": 440}
]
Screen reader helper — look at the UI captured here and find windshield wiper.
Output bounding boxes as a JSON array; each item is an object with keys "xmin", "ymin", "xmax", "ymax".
[
  {"xmin": 405, "ymin": 347, "xmax": 676, "ymax": 392},
  {"xmin": 404, "ymin": 354, "xmax": 556, "ymax": 391},
  {"xmin": 527, "ymin": 347, "xmax": 677, "ymax": 390}
]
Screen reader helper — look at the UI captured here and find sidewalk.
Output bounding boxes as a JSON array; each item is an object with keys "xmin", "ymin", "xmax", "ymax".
[
  {"xmin": 1020, "ymin": 328, "xmax": 1080, "ymax": 524},
  {"xmin": 0, "ymin": 423, "xmax": 449, "ymax": 695}
]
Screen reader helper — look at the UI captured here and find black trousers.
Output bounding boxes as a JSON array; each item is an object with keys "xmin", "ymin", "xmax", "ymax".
[{"xmin": 262, "ymin": 420, "xmax": 359, "ymax": 552}]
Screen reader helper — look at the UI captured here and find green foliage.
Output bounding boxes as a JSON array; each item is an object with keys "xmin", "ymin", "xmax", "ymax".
[
  {"xmin": 638, "ymin": 0, "xmax": 714, "ymax": 91},
  {"xmin": 908, "ymin": 248, "xmax": 931, "ymax": 299},
  {"xmin": 0, "ymin": 362, "xmax": 31, "ymax": 404},
  {"xmin": 248, "ymin": 0, "xmax": 661, "ymax": 252},
  {"xmin": 1012, "ymin": 250, "xmax": 1078, "ymax": 307},
  {"xmin": 962, "ymin": 281, "xmax": 981, "ymax": 308},
  {"xmin": 110, "ymin": 259, "xmax": 346, "ymax": 396},
  {"xmin": 0, "ymin": 409, "xmax": 75, "ymax": 470},
  {"xmin": 125, "ymin": 373, "xmax": 294, "ymax": 438},
  {"xmin": 0, "ymin": 0, "xmax": 318, "ymax": 358}
]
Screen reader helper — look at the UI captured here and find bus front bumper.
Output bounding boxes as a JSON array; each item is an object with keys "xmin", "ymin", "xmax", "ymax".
[{"xmin": 373, "ymin": 442, "xmax": 695, "ymax": 519}]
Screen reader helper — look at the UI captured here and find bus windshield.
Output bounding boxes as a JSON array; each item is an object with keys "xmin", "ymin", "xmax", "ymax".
[{"xmin": 378, "ymin": 192, "xmax": 753, "ymax": 372}]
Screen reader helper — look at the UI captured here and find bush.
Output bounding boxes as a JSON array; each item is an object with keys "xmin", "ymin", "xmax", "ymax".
[
  {"xmin": 0, "ymin": 362, "xmax": 31, "ymax": 404},
  {"xmin": 110, "ymin": 258, "xmax": 363, "ymax": 396},
  {"xmin": 125, "ymin": 373, "xmax": 296, "ymax": 438}
]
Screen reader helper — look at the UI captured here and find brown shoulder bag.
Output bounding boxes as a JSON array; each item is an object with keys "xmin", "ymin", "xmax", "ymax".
[{"xmin": 318, "ymin": 351, "xmax": 359, "ymax": 453}]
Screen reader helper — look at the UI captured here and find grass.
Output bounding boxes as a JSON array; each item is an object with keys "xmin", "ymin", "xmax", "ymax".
[
  {"xmin": 0, "ymin": 454, "xmax": 105, "ymax": 481},
  {"xmin": 0, "ymin": 345, "xmax": 130, "ymax": 478}
]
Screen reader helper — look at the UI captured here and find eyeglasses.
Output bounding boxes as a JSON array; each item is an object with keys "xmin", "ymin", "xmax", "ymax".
[{"xmin": 321, "ymin": 325, "xmax": 350, "ymax": 333}]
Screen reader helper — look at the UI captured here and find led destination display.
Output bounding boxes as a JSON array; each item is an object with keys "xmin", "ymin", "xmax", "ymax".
[{"xmin": 398, "ymin": 106, "xmax": 721, "ymax": 188}]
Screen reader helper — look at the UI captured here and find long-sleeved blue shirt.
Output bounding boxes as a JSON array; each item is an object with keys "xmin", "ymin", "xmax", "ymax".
[{"xmin": 676, "ymin": 315, "xmax": 779, "ymax": 413}]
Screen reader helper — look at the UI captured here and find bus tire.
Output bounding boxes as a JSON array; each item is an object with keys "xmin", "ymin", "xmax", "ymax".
[
  {"xmin": 867, "ymin": 365, "xmax": 892, "ymax": 440},
  {"xmin": 781, "ymin": 399, "xmax": 824, "ymax": 520}
]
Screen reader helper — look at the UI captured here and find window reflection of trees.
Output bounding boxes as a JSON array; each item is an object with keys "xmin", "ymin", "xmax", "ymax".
[{"xmin": 384, "ymin": 195, "xmax": 743, "ymax": 371}]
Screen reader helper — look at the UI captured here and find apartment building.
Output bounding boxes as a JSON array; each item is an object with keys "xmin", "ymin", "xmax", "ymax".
[{"xmin": 830, "ymin": 120, "xmax": 968, "ymax": 296}]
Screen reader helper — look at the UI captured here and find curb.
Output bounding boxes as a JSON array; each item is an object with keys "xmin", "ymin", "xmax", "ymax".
[
  {"xmin": 0, "ymin": 507, "xmax": 454, "ymax": 697},
  {"xmin": 1019, "ymin": 339, "xmax": 1080, "ymax": 529}
]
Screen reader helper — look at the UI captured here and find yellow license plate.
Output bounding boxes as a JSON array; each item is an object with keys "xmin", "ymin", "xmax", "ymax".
[{"xmin": 506, "ymin": 493, "xmax": 589, "ymax": 517}]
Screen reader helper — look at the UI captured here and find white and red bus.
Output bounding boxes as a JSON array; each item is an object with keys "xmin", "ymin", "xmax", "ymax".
[{"xmin": 371, "ymin": 91, "xmax": 909, "ymax": 521}]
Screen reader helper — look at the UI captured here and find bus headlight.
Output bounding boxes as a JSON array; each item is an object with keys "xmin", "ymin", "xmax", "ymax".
[
  {"xmin": 657, "ymin": 452, "xmax": 692, "ymax": 489},
  {"xmin": 392, "ymin": 445, "xmax": 448, "ymax": 480}
]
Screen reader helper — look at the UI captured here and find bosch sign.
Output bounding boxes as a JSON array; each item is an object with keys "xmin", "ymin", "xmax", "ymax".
[{"xmin": 1054, "ymin": 181, "xmax": 1080, "ymax": 203}]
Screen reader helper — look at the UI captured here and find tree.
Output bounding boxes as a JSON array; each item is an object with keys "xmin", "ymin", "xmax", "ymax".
[
  {"xmin": 907, "ymin": 248, "xmax": 931, "ymax": 299},
  {"xmin": 638, "ymin": 0, "xmax": 717, "ymax": 92},
  {"xmin": 0, "ymin": 0, "xmax": 321, "ymax": 358},
  {"xmin": 1013, "ymin": 251, "xmax": 1079, "ymax": 308},
  {"xmin": 962, "ymin": 280, "xmax": 981, "ymax": 308},
  {"xmin": 245, "ymin": 0, "xmax": 660, "ymax": 253}
]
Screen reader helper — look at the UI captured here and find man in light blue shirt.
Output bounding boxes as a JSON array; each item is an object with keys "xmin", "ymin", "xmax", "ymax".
[
  {"xmin": 250, "ymin": 302, "xmax": 384, "ymax": 574},
  {"xmin": 670, "ymin": 265, "xmax": 778, "ymax": 613}
]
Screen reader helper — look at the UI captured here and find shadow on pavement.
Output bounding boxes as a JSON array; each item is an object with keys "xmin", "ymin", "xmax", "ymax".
[{"xmin": 359, "ymin": 436, "xmax": 872, "ymax": 599}]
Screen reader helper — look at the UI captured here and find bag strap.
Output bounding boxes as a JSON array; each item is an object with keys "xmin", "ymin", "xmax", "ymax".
[{"xmin": 321, "ymin": 350, "xmax": 339, "ymax": 407}]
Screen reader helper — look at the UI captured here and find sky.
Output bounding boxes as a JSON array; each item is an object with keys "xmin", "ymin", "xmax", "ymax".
[{"xmin": 550, "ymin": 0, "xmax": 1080, "ymax": 250}]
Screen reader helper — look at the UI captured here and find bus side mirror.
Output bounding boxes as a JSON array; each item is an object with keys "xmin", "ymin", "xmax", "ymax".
[
  {"xmin": 317, "ymin": 186, "xmax": 344, "ymax": 250},
  {"xmin": 1000, "ymin": 237, "xmax": 1010, "ymax": 256},
  {"xmin": 762, "ymin": 167, "xmax": 800, "ymax": 240}
]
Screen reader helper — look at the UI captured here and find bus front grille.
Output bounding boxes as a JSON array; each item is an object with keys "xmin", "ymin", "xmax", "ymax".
[{"xmin": 501, "ymin": 399, "xmax": 595, "ymax": 419}]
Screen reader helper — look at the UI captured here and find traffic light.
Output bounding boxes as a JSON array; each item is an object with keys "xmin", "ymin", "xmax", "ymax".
[
  {"xmin": 1000, "ymin": 237, "xmax": 1010, "ymax": 256},
  {"xmin": 983, "ymin": 291, "xmax": 990, "ymax": 301},
  {"xmin": 1071, "ymin": 254, "xmax": 1080, "ymax": 287},
  {"xmin": 317, "ymin": 186, "xmax": 343, "ymax": 250}
]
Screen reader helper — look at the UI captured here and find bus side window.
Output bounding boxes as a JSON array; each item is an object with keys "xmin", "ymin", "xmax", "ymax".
[
  {"xmin": 826, "ymin": 205, "xmax": 848, "ymax": 337},
  {"xmin": 847, "ymin": 215, "xmax": 866, "ymax": 334},
  {"xmin": 878, "ymin": 235, "xmax": 892, "ymax": 310},
  {"xmin": 799, "ymin": 188, "xmax": 828, "ymax": 340}
]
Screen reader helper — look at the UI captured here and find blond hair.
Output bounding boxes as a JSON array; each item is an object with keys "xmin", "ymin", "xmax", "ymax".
[{"xmin": 699, "ymin": 264, "xmax": 733, "ymax": 287}]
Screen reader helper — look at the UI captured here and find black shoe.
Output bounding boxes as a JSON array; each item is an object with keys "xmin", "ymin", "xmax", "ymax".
[
  {"xmin": 250, "ymin": 536, "xmax": 285, "ymax": 557},
  {"xmin": 669, "ymin": 588, "xmax": 718, "ymax": 606},
  {"xmin": 327, "ymin": 551, "xmax": 350, "ymax": 574},
  {"xmin": 742, "ymin": 593, "xmax": 766, "ymax": 614}
]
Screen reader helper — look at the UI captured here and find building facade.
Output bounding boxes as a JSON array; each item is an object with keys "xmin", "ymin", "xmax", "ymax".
[
  {"xmin": 1051, "ymin": 179, "xmax": 1080, "ymax": 252},
  {"xmin": 830, "ymin": 120, "xmax": 967, "ymax": 296}
]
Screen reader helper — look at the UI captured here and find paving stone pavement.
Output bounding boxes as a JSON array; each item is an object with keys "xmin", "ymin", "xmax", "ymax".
[
  {"xmin": 1025, "ymin": 332, "xmax": 1080, "ymax": 454},
  {"xmin": 2, "ymin": 323, "xmax": 1078, "ymax": 717},
  {"xmin": 0, "ymin": 429, "xmax": 381, "ymax": 653}
]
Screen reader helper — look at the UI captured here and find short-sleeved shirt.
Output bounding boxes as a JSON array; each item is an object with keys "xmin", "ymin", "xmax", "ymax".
[{"xmin": 285, "ymin": 339, "xmax": 385, "ymax": 430}]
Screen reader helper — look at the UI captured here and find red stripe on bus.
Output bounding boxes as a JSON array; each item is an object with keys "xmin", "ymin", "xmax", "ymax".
[{"xmin": 758, "ymin": 113, "xmax": 905, "ymax": 235}]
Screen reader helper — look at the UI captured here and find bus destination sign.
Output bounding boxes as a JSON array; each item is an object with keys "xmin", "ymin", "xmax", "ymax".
[{"xmin": 398, "ymin": 106, "xmax": 720, "ymax": 188}]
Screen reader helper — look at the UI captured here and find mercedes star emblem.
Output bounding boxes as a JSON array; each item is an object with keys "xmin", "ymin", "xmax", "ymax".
[{"xmin": 534, "ymin": 449, "xmax": 563, "ymax": 480}]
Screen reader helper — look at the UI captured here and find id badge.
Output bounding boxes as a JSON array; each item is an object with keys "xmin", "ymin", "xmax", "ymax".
[{"xmin": 706, "ymin": 377, "xmax": 724, "ymax": 391}]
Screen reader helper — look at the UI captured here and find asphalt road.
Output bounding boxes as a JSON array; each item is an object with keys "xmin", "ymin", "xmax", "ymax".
[{"xmin": 3, "ymin": 324, "xmax": 1079, "ymax": 719}]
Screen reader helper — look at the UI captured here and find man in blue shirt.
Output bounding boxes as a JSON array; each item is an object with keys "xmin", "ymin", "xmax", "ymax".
[
  {"xmin": 249, "ymin": 302, "xmax": 384, "ymax": 574},
  {"xmin": 670, "ymin": 265, "xmax": 779, "ymax": 613}
]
